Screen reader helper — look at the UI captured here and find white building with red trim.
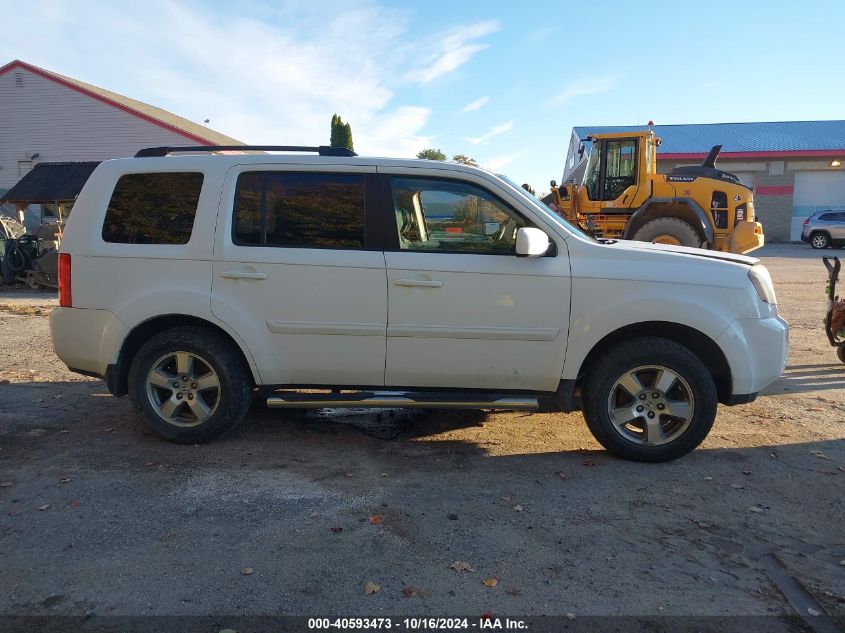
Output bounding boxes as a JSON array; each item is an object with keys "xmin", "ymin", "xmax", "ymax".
[{"xmin": 0, "ymin": 59, "xmax": 242, "ymax": 195}]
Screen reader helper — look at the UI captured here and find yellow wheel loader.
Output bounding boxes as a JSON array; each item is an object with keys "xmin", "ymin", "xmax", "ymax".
[{"xmin": 549, "ymin": 129, "xmax": 764, "ymax": 254}]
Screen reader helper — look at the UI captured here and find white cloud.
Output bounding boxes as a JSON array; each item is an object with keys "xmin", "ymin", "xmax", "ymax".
[
  {"xmin": 480, "ymin": 153, "xmax": 519, "ymax": 172},
  {"xmin": 405, "ymin": 20, "xmax": 500, "ymax": 84},
  {"xmin": 461, "ymin": 96, "xmax": 490, "ymax": 113},
  {"xmin": 0, "ymin": 0, "xmax": 447, "ymax": 157},
  {"xmin": 466, "ymin": 121, "xmax": 514, "ymax": 146},
  {"xmin": 547, "ymin": 77, "xmax": 615, "ymax": 107}
]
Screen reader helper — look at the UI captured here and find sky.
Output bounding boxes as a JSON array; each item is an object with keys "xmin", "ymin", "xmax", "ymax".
[{"xmin": 1, "ymin": 0, "xmax": 844, "ymax": 187}]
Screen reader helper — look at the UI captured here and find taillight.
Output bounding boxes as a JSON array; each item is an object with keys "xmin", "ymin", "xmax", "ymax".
[
  {"xmin": 803, "ymin": 218, "xmax": 810, "ymax": 225},
  {"xmin": 59, "ymin": 253, "xmax": 72, "ymax": 307}
]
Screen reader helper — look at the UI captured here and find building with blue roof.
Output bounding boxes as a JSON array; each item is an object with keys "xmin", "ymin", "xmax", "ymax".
[{"xmin": 565, "ymin": 121, "xmax": 845, "ymax": 241}]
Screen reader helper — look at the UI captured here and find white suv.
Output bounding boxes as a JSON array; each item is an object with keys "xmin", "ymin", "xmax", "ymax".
[{"xmin": 49, "ymin": 145, "xmax": 789, "ymax": 462}]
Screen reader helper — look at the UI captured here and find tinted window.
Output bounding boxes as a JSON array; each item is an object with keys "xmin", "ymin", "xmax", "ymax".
[
  {"xmin": 102, "ymin": 172, "xmax": 203, "ymax": 244},
  {"xmin": 390, "ymin": 177, "xmax": 527, "ymax": 254},
  {"xmin": 234, "ymin": 172, "xmax": 365, "ymax": 249}
]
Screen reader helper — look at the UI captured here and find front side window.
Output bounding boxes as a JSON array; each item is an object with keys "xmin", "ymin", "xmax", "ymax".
[
  {"xmin": 603, "ymin": 139, "xmax": 637, "ymax": 200},
  {"xmin": 102, "ymin": 172, "xmax": 203, "ymax": 244},
  {"xmin": 390, "ymin": 177, "xmax": 526, "ymax": 254},
  {"xmin": 233, "ymin": 172, "xmax": 365, "ymax": 249}
]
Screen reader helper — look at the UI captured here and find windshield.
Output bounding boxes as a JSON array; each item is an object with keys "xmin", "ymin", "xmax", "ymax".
[{"xmin": 495, "ymin": 174, "xmax": 595, "ymax": 241}]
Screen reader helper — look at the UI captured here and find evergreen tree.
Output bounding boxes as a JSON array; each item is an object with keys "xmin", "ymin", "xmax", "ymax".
[
  {"xmin": 330, "ymin": 114, "xmax": 342, "ymax": 147},
  {"xmin": 342, "ymin": 122, "xmax": 354, "ymax": 151},
  {"xmin": 330, "ymin": 114, "xmax": 354, "ymax": 150}
]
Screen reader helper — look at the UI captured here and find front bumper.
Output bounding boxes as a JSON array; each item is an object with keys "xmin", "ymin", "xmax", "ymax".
[{"xmin": 716, "ymin": 315, "xmax": 789, "ymax": 398}]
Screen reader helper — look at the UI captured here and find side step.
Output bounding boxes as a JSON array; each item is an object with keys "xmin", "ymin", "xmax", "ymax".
[{"xmin": 266, "ymin": 391, "xmax": 539, "ymax": 411}]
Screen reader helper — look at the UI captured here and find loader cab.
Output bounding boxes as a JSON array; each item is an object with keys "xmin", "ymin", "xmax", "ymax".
[{"xmin": 583, "ymin": 136, "xmax": 640, "ymax": 203}]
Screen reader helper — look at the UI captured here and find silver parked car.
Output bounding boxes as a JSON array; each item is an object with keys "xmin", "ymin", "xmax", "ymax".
[{"xmin": 801, "ymin": 210, "xmax": 845, "ymax": 249}]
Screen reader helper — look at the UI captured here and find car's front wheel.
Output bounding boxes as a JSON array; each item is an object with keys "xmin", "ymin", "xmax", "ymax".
[
  {"xmin": 581, "ymin": 337, "xmax": 717, "ymax": 462},
  {"xmin": 128, "ymin": 326, "xmax": 252, "ymax": 443}
]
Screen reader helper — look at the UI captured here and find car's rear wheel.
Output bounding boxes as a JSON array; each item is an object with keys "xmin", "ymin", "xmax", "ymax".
[
  {"xmin": 128, "ymin": 326, "xmax": 252, "ymax": 443},
  {"xmin": 810, "ymin": 232, "xmax": 831, "ymax": 249},
  {"xmin": 581, "ymin": 337, "xmax": 717, "ymax": 462},
  {"xmin": 837, "ymin": 346, "xmax": 845, "ymax": 364}
]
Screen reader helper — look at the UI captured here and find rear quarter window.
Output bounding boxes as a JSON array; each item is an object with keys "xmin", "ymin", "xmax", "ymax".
[{"xmin": 102, "ymin": 172, "xmax": 204, "ymax": 244}]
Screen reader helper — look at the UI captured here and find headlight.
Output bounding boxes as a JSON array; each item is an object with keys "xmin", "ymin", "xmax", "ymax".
[{"xmin": 748, "ymin": 265, "xmax": 777, "ymax": 304}]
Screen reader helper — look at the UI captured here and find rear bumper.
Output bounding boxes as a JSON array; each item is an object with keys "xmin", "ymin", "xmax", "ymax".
[
  {"xmin": 717, "ymin": 315, "xmax": 789, "ymax": 397},
  {"xmin": 800, "ymin": 233, "xmax": 809, "ymax": 242},
  {"xmin": 50, "ymin": 307, "xmax": 128, "ymax": 378}
]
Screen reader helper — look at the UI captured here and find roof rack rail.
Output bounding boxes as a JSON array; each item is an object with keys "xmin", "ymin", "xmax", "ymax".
[{"xmin": 134, "ymin": 145, "xmax": 358, "ymax": 158}]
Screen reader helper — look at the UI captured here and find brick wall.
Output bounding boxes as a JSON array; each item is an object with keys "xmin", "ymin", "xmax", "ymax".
[{"xmin": 751, "ymin": 171, "xmax": 795, "ymax": 242}]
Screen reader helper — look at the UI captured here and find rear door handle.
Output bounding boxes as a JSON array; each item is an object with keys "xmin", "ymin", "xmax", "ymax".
[
  {"xmin": 221, "ymin": 271, "xmax": 268, "ymax": 280},
  {"xmin": 394, "ymin": 278, "xmax": 443, "ymax": 288}
]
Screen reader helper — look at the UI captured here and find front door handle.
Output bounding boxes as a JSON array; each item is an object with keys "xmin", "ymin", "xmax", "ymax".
[
  {"xmin": 221, "ymin": 271, "xmax": 268, "ymax": 280},
  {"xmin": 394, "ymin": 278, "xmax": 443, "ymax": 288}
]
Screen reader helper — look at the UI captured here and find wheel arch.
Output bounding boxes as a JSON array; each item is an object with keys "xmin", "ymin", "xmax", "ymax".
[
  {"xmin": 108, "ymin": 314, "xmax": 259, "ymax": 397},
  {"xmin": 575, "ymin": 321, "xmax": 732, "ymax": 405},
  {"xmin": 809, "ymin": 229, "xmax": 832, "ymax": 243},
  {"xmin": 624, "ymin": 198, "xmax": 715, "ymax": 245}
]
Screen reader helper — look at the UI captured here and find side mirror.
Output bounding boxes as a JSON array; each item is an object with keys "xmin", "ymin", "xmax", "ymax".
[{"xmin": 515, "ymin": 227, "xmax": 551, "ymax": 257}]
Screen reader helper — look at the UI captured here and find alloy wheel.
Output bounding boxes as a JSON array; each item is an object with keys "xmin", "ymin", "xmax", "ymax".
[
  {"xmin": 606, "ymin": 365, "xmax": 695, "ymax": 446},
  {"xmin": 145, "ymin": 351, "xmax": 220, "ymax": 427}
]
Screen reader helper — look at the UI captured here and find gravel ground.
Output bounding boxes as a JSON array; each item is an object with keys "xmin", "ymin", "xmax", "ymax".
[{"xmin": 0, "ymin": 244, "xmax": 843, "ymax": 629}]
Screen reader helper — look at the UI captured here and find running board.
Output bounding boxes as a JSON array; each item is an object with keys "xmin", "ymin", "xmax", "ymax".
[{"xmin": 266, "ymin": 392, "xmax": 539, "ymax": 411}]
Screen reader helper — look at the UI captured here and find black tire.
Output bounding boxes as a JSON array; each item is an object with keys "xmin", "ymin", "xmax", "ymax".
[
  {"xmin": 128, "ymin": 326, "xmax": 252, "ymax": 443},
  {"xmin": 631, "ymin": 217, "xmax": 701, "ymax": 248},
  {"xmin": 0, "ymin": 260, "xmax": 15, "ymax": 284},
  {"xmin": 810, "ymin": 232, "xmax": 830, "ymax": 249},
  {"xmin": 837, "ymin": 346, "xmax": 845, "ymax": 364},
  {"xmin": 581, "ymin": 337, "xmax": 718, "ymax": 462}
]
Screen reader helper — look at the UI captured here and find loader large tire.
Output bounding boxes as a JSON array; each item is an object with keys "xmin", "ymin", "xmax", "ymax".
[{"xmin": 632, "ymin": 217, "xmax": 701, "ymax": 248}]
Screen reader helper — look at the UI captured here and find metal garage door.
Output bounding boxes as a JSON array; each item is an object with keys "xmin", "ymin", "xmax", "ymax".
[{"xmin": 792, "ymin": 171, "xmax": 845, "ymax": 240}]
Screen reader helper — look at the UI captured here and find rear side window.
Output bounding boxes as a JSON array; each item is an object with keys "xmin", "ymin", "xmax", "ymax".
[
  {"xmin": 233, "ymin": 172, "xmax": 365, "ymax": 249},
  {"xmin": 102, "ymin": 172, "xmax": 204, "ymax": 244}
]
